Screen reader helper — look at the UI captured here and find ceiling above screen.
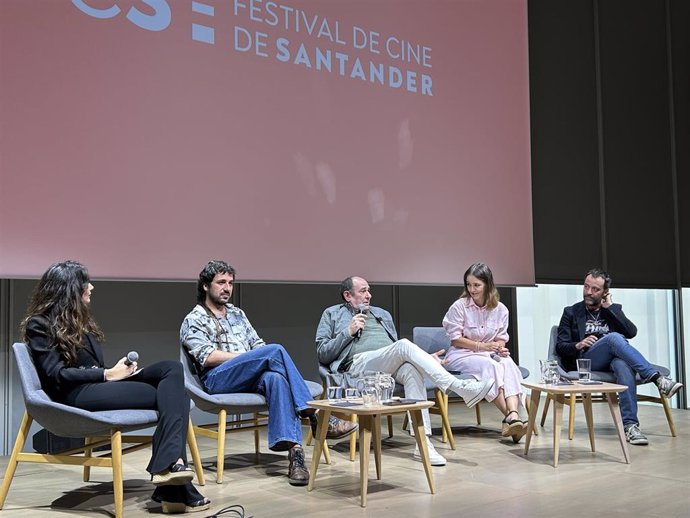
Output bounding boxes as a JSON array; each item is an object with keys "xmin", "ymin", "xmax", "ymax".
[{"xmin": 0, "ymin": 0, "xmax": 533, "ymax": 285}]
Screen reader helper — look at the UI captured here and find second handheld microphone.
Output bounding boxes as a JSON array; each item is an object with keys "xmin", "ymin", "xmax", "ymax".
[{"xmin": 355, "ymin": 303, "xmax": 366, "ymax": 339}]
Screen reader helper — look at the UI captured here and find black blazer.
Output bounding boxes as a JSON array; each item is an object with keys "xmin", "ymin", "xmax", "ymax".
[
  {"xmin": 555, "ymin": 301, "xmax": 637, "ymax": 372},
  {"xmin": 25, "ymin": 316, "xmax": 107, "ymax": 401}
]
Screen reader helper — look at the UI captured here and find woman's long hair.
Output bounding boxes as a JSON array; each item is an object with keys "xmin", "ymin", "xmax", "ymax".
[
  {"xmin": 459, "ymin": 262, "xmax": 500, "ymax": 310},
  {"xmin": 20, "ymin": 260, "xmax": 104, "ymax": 365}
]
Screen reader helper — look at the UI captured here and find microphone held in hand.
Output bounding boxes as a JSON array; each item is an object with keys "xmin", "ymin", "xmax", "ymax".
[
  {"xmin": 124, "ymin": 351, "xmax": 139, "ymax": 366},
  {"xmin": 355, "ymin": 303, "xmax": 365, "ymax": 339}
]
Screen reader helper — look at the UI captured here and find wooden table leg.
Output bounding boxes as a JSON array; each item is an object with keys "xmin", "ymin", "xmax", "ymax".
[
  {"xmin": 582, "ymin": 393, "xmax": 595, "ymax": 452},
  {"xmin": 552, "ymin": 394, "xmax": 564, "ymax": 468},
  {"xmin": 307, "ymin": 409, "xmax": 331, "ymax": 491},
  {"xmin": 524, "ymin": 388, "xmax": 541, "ymax": 455},
  {"xmin": 410, "ymin": 409, "xmax": 435, "ymax": 494},
  {"xmin": 372, "ymin": 414, "xmax": 382, "ymax": 480},
  {"xmin": 358, "ymin": 415, "xmax": 373, "ymax": 507},
  {"xmin": 605, "ymin": 392, "xmax": 630, "ymax": 464},
  {"xmin": 540, "ymin": 393, "xmax": 551, "ymax": 427}
]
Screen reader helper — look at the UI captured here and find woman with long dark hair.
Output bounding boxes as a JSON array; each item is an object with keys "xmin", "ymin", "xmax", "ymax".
[
  {"xmin": 441, "ymin": 263, "xmax": 527, "ymax": 443},
  {"xmin": 21, "ymin": 260, "xmax": 210, "ymax": 513}
]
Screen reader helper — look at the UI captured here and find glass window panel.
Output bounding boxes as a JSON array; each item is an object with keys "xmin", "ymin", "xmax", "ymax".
[{"xmin": 517, "ymin": 284, "xmax": 676, "ymax": 407}]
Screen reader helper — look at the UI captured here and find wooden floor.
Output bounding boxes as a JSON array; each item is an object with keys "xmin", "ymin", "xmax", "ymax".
[{"xmin": 1, "ymin": 400, "xmax": 688, "ymax": 518}]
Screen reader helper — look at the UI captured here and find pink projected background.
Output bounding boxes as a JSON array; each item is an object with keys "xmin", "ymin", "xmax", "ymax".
[{"xmin": 0, "ymin": 0, "xmax": 533, "ymax": 285}]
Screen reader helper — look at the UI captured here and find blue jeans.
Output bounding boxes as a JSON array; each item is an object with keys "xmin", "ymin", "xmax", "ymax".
[
  {"xmin": 202, "ymin": 344, "xmax": 313, "ymax": 451},
  {"xmin": 582, "ymin": 333, "xmax": 657, "ymax": 427}
]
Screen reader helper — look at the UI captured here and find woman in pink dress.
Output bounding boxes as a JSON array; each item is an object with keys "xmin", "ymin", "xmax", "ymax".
[{"xmin": 441, "ymin": 263, "xmax": 527, "ymax": 442}]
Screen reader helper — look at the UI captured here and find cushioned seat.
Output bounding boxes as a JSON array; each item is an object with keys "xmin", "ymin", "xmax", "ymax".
[
  {"xmin": 413, "ymin": 327, "xmax": 531, "ymax": 442},
  {"xmin": 181, "ymin": 349, "xmax": 326, "ymax": 483},
  {"xmin": 0, "ymin": 343, "xmax": 204, "ymax": 518}
]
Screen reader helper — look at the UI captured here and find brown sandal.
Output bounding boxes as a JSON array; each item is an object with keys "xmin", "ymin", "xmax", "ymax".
[{"xmin": 501, "ymin": 411, "xmax": 523, "ymax": 437}]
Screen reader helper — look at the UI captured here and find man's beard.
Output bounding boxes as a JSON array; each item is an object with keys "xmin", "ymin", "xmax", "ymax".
[
  {"xmin": 209, "ymin": 292, "xmax": 230, "ymax": 307},
  {"xmin": 584, "ymin": 295, "xmax": 601, "ymax": 307}
]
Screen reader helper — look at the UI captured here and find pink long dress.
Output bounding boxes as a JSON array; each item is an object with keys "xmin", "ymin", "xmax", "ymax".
[{"xmin": 442, "ymin": 297, "xmax": 524, "ymax": 404}]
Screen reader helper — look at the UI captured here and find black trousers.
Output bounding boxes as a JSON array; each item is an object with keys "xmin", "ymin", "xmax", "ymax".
[{"xmin": 63, "ymin": 360, "xmax": 189, "ymax": 474}]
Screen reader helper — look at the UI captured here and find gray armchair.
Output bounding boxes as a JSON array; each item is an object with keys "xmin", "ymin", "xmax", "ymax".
[
  {"xmin": 413, "ymin": 327, "xmax": 531, "ymax": 445},
  {"xmin": 180, "ymin": 349, "xmax": 327, "ymax": 483},
  {"xmin": 0, "ymin": 342, "xmax": 204, "ymax": 518}
]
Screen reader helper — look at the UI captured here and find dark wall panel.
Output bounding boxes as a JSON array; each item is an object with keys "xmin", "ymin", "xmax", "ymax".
[
  {"xmin": 598, "ymin": 0, "xmax": 676, "ymax": 287},
  {"xmin": 671, "ymin": 0, "xmax": 690, "ymax": 285},
  {"xmin": 528, "ymin": 0, "xmax": 602, "ymax": 283},
  {"xmin": 529, "ymin": 0, "xmax": 686, "ymax": 287}
]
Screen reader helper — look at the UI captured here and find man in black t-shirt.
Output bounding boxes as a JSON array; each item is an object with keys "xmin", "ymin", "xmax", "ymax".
[{"xmin": 556, "ymin": 268, "xmax": 682, "ymax": 445}]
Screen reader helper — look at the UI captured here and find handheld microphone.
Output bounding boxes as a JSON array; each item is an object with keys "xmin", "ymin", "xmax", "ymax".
[
  {"xmin": 355, "ymin": 303, "xmax": 365, "ymax": 339},
  {"xmin": 124, "ymin": 351, "xmax": 139, "ymax": 366}
]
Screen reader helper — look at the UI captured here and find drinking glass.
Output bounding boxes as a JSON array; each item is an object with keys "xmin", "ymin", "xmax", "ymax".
[
  {"xmin": 344, "ymin": 387, "xmax": 359, "ymax": 400},
  {"xmin": 326, "ymin": 373, "xmax": 345, "ymax": 400},
  {"xmin": 361, "ymin": 386, "xmax": 379, "ymax": 406},
  {"xmin": 326, "ymin": 385, "xmax": 344, "ymax": 400},
  {"xmin": 377, "ymin": 374, "xmax": 396, "ymax": 402},
  {"xmin": 576, "ymin": 358, "xmax": 592, "ymax": 382},
  {"xmin": 540, "ymin": 359, "xmax": 558, "ymax": 384},
  {"xmin": 549, "ymin": 363, "xmax": 561, "ymax": 384}
]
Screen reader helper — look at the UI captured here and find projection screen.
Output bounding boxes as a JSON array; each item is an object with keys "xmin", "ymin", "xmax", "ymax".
[{"xmin": 0, "ymin": 0, "xmax": 533, "ymax": 285}]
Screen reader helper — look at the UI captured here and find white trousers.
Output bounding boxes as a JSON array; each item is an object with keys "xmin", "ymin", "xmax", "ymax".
[{"xmin": 350, "ymin": 339, "xmax": 460, "ymax": 436}]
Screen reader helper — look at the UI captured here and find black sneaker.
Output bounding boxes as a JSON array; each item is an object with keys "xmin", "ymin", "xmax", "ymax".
[
  {"xmin": 655, "ymin": 376, "xmax": 683, "ymax": 398},
  {"xmin": 287, "ymin": 446, "xmax": 309, "ymax": 486},
  {"xmin": 624, "ymin": 424, "xmax": 649, "ymax": 446}
]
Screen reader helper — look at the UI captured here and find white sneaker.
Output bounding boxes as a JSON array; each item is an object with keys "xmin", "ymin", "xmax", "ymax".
[
  {"xmin": 450, "ymin": 378, "xmax": 494, "ymax": 408},
  {"xmin": 413, "ymin": 438, "xmax": 447, "ymax": 466}
]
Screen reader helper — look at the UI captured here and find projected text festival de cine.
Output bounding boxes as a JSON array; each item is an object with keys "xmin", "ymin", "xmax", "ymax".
[{"xmin": 233, "ymin": 1, "xmax": 433, "ymax": 96}]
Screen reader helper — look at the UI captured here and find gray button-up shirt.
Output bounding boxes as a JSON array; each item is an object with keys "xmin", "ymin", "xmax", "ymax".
[{"xmin": 315, "ymin": 303, "xmax": 397, "ymax": 373}]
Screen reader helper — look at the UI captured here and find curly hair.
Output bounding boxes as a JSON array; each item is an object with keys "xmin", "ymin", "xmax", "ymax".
[
  {"xmin": 20, "ymin": 260, "xmax": 104, "ymax": 365},
  {"xmin": 197, "ymin": 260, "xmax": 236, "ymax": 304}
]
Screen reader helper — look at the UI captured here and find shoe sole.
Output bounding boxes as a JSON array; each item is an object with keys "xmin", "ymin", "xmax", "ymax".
[
  {"xmin": 288, "ymin": 477, "xmax": 309, "ymax": 486},
  {"xmin": 161, "ymin": 501, "xmax": 211, "ymax": 514},
  {"xmin": 626, "ymin": 438, "xmax": 649, "ymax": 446},
  {"xmin": 464, "ymin": 379, "xmax": 495, "ymax": 408},
  {"xmin": 501, "ymin": 420, "xmax": 523, "ymax": 437},
  {"xmin": 412, "ymin": 453, "xmax": 446, "ymax": 466},
  {"xmin": 326, "ymin": 423, "xmax": 359, "ymax": 440},
  {"xmin": 662, "ymin": 382, "xmax": 683, "ymax": 399},
  {"xmin": 151, "ymin": 471, "xmax": 195, "ymax": 486},
  {"xmin": 510, "ymin": 423, "xmax": 528, "ymax": 444}
]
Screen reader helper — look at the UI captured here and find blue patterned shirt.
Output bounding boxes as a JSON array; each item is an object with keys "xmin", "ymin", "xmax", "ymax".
[{"xmin": 180, "ymin": 304, "xmax": 265, "ymax": 371}]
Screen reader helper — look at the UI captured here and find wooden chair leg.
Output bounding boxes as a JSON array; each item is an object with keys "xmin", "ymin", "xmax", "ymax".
[
  {"xmin": 540, "ymin": 393, "xmax": 551, "ymax": 427},
  {"xmin": 349, "ymin": 414, "xmax": 358, "ymax": 462},
  {"xmin": 253, "ymin": 413, "xmax": 260, "ymax": 454},
  {"xmin": 568, "ymin": 393, "xmax": 576, "ymax": 440},
  {"xmin": 217, "ymin": 409, "xmax": 227, "ymax": 483},
  {"xmin": 658, "ymin": 390, "xmax": 677, "ymax": 437},
  {"xmin": 83, "ymin": 436, "xmax": 94, "ymax": 482},
  {"xmin": 474, "ymin": 400, "xmax": 482, "ymax": 425},
  {"xmin": 0, "ymin": 411, "xmax": 32, "ymax": 509},
  {"xmin": 321, "ymin": 440, "xmax": 331, "ymax": 464},
  {"xmin": 111, "ymin": 429, "xmax": 124, "ymax": 518},
  {"xmin": 187, "ymin": 418, "xmax": 205, "ymax": 486}
]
